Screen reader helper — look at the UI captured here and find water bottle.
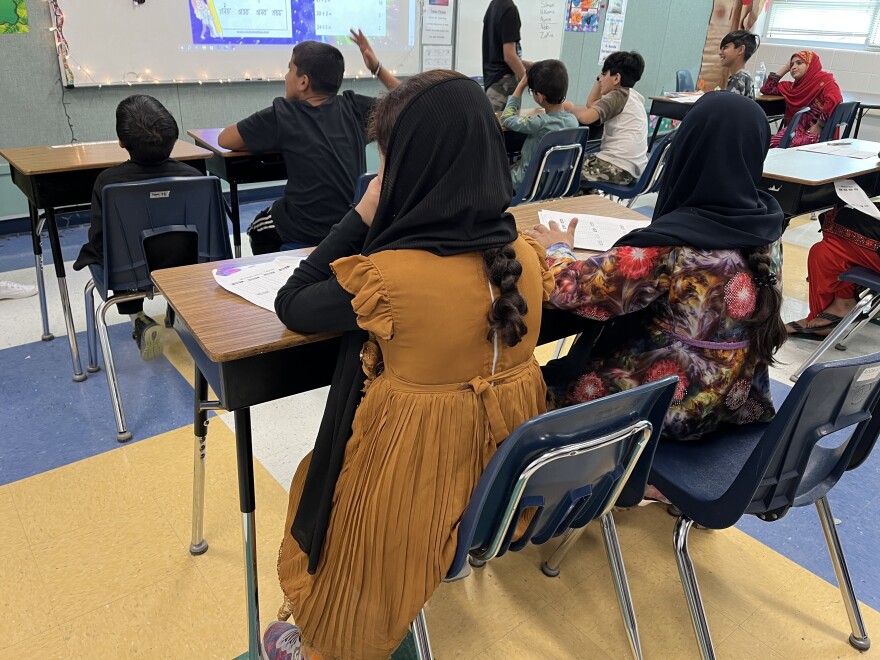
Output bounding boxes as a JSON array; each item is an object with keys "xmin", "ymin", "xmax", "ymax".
[{"xmin": 754, "ymin": 62, "xmax": 767, "ymax": 91}]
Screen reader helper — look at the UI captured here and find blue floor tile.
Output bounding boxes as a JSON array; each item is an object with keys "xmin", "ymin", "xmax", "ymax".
[{"xmin": 0, "ymin": 324, "xmax": 195, "ymax": 485}]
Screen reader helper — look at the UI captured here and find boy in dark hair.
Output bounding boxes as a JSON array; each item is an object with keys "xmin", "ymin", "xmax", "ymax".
[
  {"xmin": 720, "ymin": 30, "xmax": 759, "ymax": 98},
  {"xmin": 73, "ymin": 94, "xmax": 201, "ymax": 360},
  {"xmin": 219, "ymin": 34, "xmax": 400, "ymax": 254},
  {"xmin": 501, "ymin": 59, "xmax": 577, "ymax": 192},
  {"xmin": 564, "ymin": 51, "xmax": 648, "ymax": 187}
]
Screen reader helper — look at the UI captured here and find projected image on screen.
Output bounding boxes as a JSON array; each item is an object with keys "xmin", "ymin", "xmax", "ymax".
[{"xmin": 188, "ymin": 0, "xmax": 402, "ymax": 46}]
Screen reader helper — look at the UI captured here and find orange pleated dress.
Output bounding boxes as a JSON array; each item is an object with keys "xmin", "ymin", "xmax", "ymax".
[{"xmin": 275, "ymin": 235, "xmax": 553, "ymax": 660}]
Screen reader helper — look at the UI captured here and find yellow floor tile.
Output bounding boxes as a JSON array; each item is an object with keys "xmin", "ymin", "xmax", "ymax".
[
  {"xmin": 0, "ymin": 627, "xmax": 70, "ymax": 660},
  {"xmin": 716, "ymin": 627, "xmax": 785, "ymax": 660},
  {"xmin": 0, "ymin": 486, "xmax": 28, "ymax": 557},
  {"xmin": 59, "ymin": 564, "xmax": 241, "ymax": 659},
  {"xmin": 0, "ymin": 549, "xmax": 54, "ymax": 650},
  {"xmin": 781, "ymin": 241, "xmax": 810, "ymax": 305}
]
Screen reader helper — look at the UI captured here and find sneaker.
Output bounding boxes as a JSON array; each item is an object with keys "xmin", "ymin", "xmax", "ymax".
[
  {"xmin": 262, "ymin": 621, "xmax": 302, "ymax": 660},
  {"xmin": 0, "ymin": 280, "xmax": 37, "ymax": 300},
  {"xmin": 132, "ymin": 313, "xmax": 163, "ymax": 361}
]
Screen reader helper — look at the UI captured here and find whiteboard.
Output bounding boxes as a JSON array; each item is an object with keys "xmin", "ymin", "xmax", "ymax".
[
  {"xmin": 55, "ymin": 0, "xmax": 422, "ymax": 87},
  {"xmin": 454, "ymin": 0, "xmax": 567, "ymax": 79}
]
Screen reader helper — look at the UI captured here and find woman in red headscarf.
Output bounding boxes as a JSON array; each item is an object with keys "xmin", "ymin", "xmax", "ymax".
[{"xmin": 761, "ymin": 50, "xmax": 842, "ymax": 148}]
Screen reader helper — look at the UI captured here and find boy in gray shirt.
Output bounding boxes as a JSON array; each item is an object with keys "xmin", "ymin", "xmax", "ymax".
[{"xmin": 501, "ymin": 59, "xmax": 578, "ymax": 193}]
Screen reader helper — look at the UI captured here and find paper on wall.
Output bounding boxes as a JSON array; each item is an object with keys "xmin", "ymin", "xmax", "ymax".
[
  {"xmin": 834, "ymin": 179, "xmax": 880, "ymax": 221},
  {"xmin": 212, "ymin": 256, "xmax": 305, "ymax": 312},
  {"xmin": 539, "ymin": 209, "xmax": 649, "ymax": 252}
]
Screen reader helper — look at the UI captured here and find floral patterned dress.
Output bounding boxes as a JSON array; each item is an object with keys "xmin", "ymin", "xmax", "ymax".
[{"xmin": 545, "ymin": 243, "xmax": 779, "ymax": 440}]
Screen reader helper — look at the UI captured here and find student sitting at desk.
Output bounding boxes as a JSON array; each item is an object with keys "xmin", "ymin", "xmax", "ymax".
[
  {"xmin": 500, "ymin": 59, "xmax": 578, "ymax": 193},
  {"xmin": 720, "ymin": 30, "xmax": 759, "ymax": 99},
  {"xmin": 563, "ymin": 51, "xmax": 648, "ymax": 187},
  {"xmin": 761, "ymin": 50, "xmax": 842, "ymax": 148},
  {"xmin": 73, "ymin": 94, "xmax": 201, "ymax": 361},
  {"xmin": 263, "ymin": 71, "xmax": 553, "ymax": 660},
  {"xmin": 218, "ymin": 35, "xmax": 399, "ymax": 255},
  {"xmin": 526, "ymin": 93, "xmax": 786, "ymax": 442}
]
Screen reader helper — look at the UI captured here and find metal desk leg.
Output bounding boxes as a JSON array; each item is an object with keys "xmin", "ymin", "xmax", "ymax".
[
  {"xmin": 44, "ymin": 207, "xmax": 86, "ymax": 382},
  {"xmin": 230, "ymin": 183, "xmax": 242, "ymax": 258},
  {"xmin": 190, "ymin": 366, "xmax": 211, "ymax": 555},
  {"xmin": 28, "ymin": 203, "xmax": 53, "ymax": 341},
  {"xmin": 234, "ymin": 407, "xmax": 262, "ymax": 659},
  {"xmin": 648, "ymin": 121, "xmax": 661, "ymax": 151},
  {"xmin": 854, "ymin": 108, "xmax": 867, "ymax": 139}
]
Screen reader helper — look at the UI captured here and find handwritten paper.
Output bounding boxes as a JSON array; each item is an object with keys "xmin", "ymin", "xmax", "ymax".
[
  {"xmin": 212, "ymin": 256, "xmax": 304, "ymax": 312},
  {"xmin": 797, "ymin": 142, "xmax": 878, "ymax": 159},
  {"xmin": 834, "ymin": 179, "xmax": 880, "ymax": 221},
  {"xmin": 538, "ymin": 0, "xmax": 565, "ymax": 41},
  {"xmin": 539, "ymin": 209, "xmax": 649, "ymax": 252}
]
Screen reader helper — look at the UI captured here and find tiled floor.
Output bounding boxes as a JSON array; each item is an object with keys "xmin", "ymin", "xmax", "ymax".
[{"xmin": 1, "ymin": 205, "xmax": 879, "ymax": 658}]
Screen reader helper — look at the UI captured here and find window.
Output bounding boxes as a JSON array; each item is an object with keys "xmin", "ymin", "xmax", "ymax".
[{"xmin": 764, "ymin": 0, "xmax": 880, "ymax": 48}]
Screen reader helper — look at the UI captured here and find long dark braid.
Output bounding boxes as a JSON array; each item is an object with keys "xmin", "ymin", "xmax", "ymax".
[
  {"xmin": 741, "ymin": 246, "xmax": 786, "ymax": 365},
  {"xmin": 483, "ymin": 244, "xmax": 528, "ymax": 347}
]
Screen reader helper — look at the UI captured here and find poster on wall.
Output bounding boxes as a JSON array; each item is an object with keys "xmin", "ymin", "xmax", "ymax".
[
  {"xmin": 598, "ymin": 1, "xmax": 628, "ymax": 63},
  {"xmin": 0, "ymin": 0, "xmax": 28, "ymax": 34},
  {"xmin": 422, "ymin": 0, "xmax": 454, "ymax": 46},
  {"xmin": 565, "ymin": 0, "xmax": 600, "ymax": 33}
]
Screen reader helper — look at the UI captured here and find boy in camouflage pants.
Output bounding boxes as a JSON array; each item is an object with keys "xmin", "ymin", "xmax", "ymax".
[{"xmin": 581, "ymin": 154, "xmax": 635, "ymax": 185}]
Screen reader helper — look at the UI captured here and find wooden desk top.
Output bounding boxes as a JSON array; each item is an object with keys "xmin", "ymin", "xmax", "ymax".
[
  {"xmin": 763, "ymin": 139, "xmax": 880, "ymax": 185},
  {"xmin": 0, "ymin": 139, "xmax": 211, "ymax": 176},
  {"xmin": 187, "ymin": 128, "xmax": 253, "ymax": 157},
  {"xmin": 153, "ymin": 195, "xmax": 644, "ymax": 363}
]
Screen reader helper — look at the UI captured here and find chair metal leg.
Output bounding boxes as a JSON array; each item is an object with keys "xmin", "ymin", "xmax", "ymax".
[
  {"xmin": 815, "ymin": 497, "xmax": 871, "ymax": 651},
  {"xmin": 541, "ymin": 526, "xmax": 585, "ymax": 577},
  {"xmin": 411, "ymin": 609, "xmax": 434, "ymax": 660},
  {"xmin": 29, "ymin": 205, "xmax": 53, "ymax": 342},
  {"xmin": 600, "ymin": 512, "xmax": 643, "ymax": 660},
  {"xmin": 84, "ymin": 279, "xmax": 101, "ymax": 373},
  {"xmin": 96, "ymin": 294, "xmax": 144, "ymax": 442},
  {"xmin": 552, "ymin": 337, "xmax": 568, "ymax": 360},
  {"xmin": 835, "ymin": 293, "xmax": 880, "ymax": 352},
  {"xmin": 673, "ymin": 515, "xmax": 716, "ymax": 660},
  {"xmin": 790, "ymin": 295, "xmax": 873, "ymax": 382}
]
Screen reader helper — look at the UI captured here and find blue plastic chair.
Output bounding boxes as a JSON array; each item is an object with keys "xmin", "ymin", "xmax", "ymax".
[
  {"xmin": 586, "ymin": 130, "xmax": 676, "ymax": 208},
  {"xmin": 676, "ymin": 70, "xmax": 695, "ymax": 93},
  {"xmin": 792, "ymin": 266, "xmax": 880, "ymax": 381},
  {"xmin": 819, "ymin": 101, "xmax": 860, "ymax": 142},
  {"xmin": 649, "ymin": 352, "xmax": 880, "ymax": 659},
  {"xmin": 777, "ymin": 106, "xmax": 811, "ymax": 148},
  {"xmin": 410, "ymin": 377, "xmax": 680, "ymax": 660},
  {"xmin": 83, "ymin": 176, "xmax": 232, "ymax": 441},
  {"xmin": 511, "ymin": 127, "xmax": 590, "ymax": 206},
  {"xmin": 353, "ymin": 171, "xmax": 377, "ymax": 204}
]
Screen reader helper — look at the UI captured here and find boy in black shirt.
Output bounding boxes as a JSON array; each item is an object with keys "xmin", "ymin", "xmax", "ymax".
[
  {"xmin": 482, "ymin": 0, "xmax": 530, "ymax": 111},
  {"xmin": 219, "ymin": 36, "xmax": 399, "ymax": 254},
  {"xmin": 73, "ymin": 95, "xmax": 201, "ymax": 360}
]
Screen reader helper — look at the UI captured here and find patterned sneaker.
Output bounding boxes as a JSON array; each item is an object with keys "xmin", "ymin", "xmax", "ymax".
[
  {"xmin": 262, "ymin": 621, "xmax": 302, "ymax": 660},
  {"xmin": 0, "ymin": 280, "xmax": 37, "ymax": 300},
  {"xmin": 132, "ymin": 313, "xmax": 163, "ymax": 361}
]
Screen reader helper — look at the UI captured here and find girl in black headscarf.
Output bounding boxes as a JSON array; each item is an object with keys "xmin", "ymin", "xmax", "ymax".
[
  {"xmin": 527, "ymin": 92, "xmax": 787, "ymax": 442},
  {"xmin": 265, "ymin": 70, "xmax": 554, "ymax": 660}
]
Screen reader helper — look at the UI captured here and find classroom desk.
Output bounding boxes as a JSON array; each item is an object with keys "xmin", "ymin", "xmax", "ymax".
[
  {"xmin": 152, "ymin": 194, "xmax": 646, "ymax": 659},
  {"xmin": 760, "ymin": 139, "xmax": 880, "ymax": 216},
  {"xmin": 841, "ymin": 91, "xmax": 880, "ymax": 139},
  {"xmin": 187, "ymin": 128, "xmax": 289, "ymax": 258},
  {"xmin": 0, "ymin": 139, "xmax": 210, "ymax": 381}
]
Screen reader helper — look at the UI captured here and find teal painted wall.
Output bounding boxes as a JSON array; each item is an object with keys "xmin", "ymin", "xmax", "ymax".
[{"xmin": 0, "ymin": 0, "xmax": 711, "ymax": 224}]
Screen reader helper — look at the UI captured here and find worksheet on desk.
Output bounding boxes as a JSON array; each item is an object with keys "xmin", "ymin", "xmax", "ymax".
[
  {"xmin": 796, "ymin": 143, "xmax": 878, "ymax": 159},
  {"xmin": 539, "ymin": 210, "xmax": 649, "ymax": 252},
  {"xmin": 213, "ymin": 256, "xmax": 305, "ymax": 311}
]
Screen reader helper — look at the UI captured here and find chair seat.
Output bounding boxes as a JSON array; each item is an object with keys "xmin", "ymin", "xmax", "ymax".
[
  {"xmin": 650, "ymin": 422, "xmax": 771, "ymax": 529},
  {"xmin": 587, "ymin": 181, "xmax": 638, "ymax": 197},
  {"xmin": 840, "ymin": 266, "xmax": 880, "ymax": 290}
]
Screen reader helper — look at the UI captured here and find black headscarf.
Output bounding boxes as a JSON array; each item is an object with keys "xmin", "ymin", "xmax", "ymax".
[
  {"xmin": 616, "ymin": 92, "xmax": 785, "ymax": 249},
  {"xmin": 291, "ymin": 73, "xmax": 519, "ymax": 573}
]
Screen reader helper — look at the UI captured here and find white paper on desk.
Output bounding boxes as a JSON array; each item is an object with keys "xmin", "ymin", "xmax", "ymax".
[
  {"xmin": 212, "ymin": 256, "xmax": 305, "ymax": 312},
  {"xmin": 834, "ymin": 179, "xmax": 880, "ymax": 221},
  {"xmin": 539, "ymin": 210, "xmax": 649, "ymax": 252},
  {"xmin": 797, "ymin": 143, "xmax": 877, "ymax": 159}
]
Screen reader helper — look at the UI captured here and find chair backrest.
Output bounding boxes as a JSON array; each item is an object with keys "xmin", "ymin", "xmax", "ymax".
[
  {"xmin": 676, "ymin": 70, "xmax": 695, "ymax": 93},
  {"xmin": 638, "ymin": 130, "xmax": 676, "ymax": 196},
  {"xmin": 819, "ymin": 101, "xmax": 860, "ymax": 142},
  {"xmin": 777, "ymin": 106, "xmax": 811, "ymax": 148},
  {"xmin": 99, "ymin": 176, "xmax": 232, "ymax": 297},
  {"xmin": 731, "ymin": 351, "xmax": 880, "ymax": 522},
  {"xmin": 354, "ymin": 172, "xmax": 377, "ymax": 204},
  {"xmin": 512, "ymin": 127, "xmax": 590, "ymax": 206},
  {"xmin": 446, "ymin": 376, "xmax": 679, "ymax": 578}
]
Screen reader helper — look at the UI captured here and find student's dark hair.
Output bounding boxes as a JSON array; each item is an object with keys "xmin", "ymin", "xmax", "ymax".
[
  {"xmin": 528, "ymin": 59, "xmax": 569, "ymax": 105},
  {"xmin": 601, "ymin": 51, "xmax": 645, "ymax": 88},
  {"xmin": 721, "ymin": 30, "xmax": 760, "ymax": 62},
  {"xmin": 741, "ymin": 246, "xmax": 786, "ymax": 365},
  {"xmin": 115, "ymin": 94, "xmax": 179, "ymax": 164},
  {"xmin": 370, "ymin": 69, "xmax": 529, "ymax": 347},
  {"xmin": 291, "ymin": 41, "xmax": 344, "ymax": 95}
]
